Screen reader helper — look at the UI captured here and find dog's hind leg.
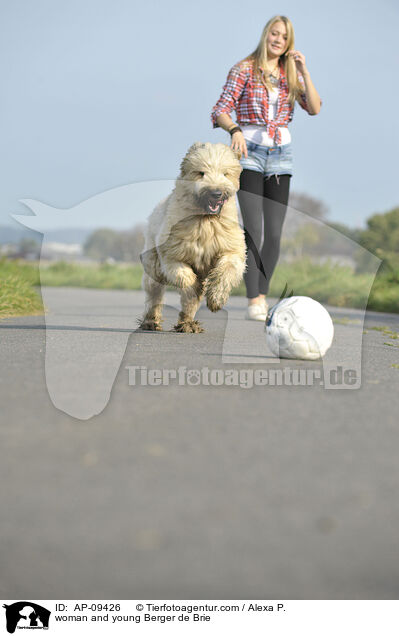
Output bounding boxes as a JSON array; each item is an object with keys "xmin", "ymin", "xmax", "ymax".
[
  {"xmin": 138, "ymin": 272, "xmax": 165, "ymax": 331},
  {"xmin": 174, "ymin": 278, "xmax": 205, "ymax": 333}
]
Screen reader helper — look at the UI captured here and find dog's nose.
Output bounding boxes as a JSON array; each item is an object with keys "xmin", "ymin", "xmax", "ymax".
[{"xmin": 209, "ymin": 190, "xmax": 223, "ymax": 200}]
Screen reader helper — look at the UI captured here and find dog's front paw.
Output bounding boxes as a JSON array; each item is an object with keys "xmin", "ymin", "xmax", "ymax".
[
  {"xmin": 206, "ymin": 288, "xmax": 229, "ymax": 313},
  {"xmin": 174, "ymin": 319, "xmax": 204, "ymax": 333}
]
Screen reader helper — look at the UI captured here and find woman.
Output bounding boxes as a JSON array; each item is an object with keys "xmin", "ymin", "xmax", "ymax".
[{"xmin": 211, "ymin": 15, "xmax": 322, "ymax": 320}]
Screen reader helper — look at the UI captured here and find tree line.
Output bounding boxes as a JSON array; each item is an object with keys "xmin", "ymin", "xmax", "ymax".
[{"xmin": 10, "ymin": 196, "xmax": 399, "ymax": 274}]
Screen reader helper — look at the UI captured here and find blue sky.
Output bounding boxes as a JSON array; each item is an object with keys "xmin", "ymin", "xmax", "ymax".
[{"xmin": 1, "ymin": 0, "xmax": 398, "ymax": 231}]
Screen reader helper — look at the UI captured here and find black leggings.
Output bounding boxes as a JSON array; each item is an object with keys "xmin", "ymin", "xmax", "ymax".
[{"xmin": 237, "ymin": 169, "xmax": 291, "ymax": 298}]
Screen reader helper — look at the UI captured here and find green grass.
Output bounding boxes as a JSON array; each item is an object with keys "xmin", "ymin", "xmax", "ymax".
[
  {"xmin": 0, "ymin": 257, "xmax": 40, "ymax": 286},
  {"xmin": 369, "ymin": 326, "xmax": 399, "ymax": 338},
  {"xmin": 39, "ymin": 260, "xmax": 143, "ymax": 289},
  {"xmin": 1, "ymin": 256, "xmax": 399, "ymax": 318},
  {"xmin": 234, "ymin": 259, "xmax": 376, "ymax": 309},
  {"xmin": 0, "ymin": 273, "xmax": 43, "ymax": 318},
  {"xmin": 234, "ymin": 258, "xmax": 393, "ymax": 312}
]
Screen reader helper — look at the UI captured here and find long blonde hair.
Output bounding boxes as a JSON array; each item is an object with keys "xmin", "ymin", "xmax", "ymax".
[{"xmin": 240, "ymin": 15, "xmax": 304, "ymax": 106}]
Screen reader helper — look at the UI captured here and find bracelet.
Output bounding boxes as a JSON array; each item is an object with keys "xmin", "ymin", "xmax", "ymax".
[{"xmin": 229, "ymin": 125, "xmax": 242, "ymax": 136}]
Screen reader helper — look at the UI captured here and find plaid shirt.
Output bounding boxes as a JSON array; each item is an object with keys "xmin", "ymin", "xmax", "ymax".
[{"xmin": 211, "ymin": 60, "xmax": 317, "ymax": 145}]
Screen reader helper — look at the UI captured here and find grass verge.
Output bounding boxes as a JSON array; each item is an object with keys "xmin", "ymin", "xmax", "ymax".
[
  {"xmin": 0, "ymin": 273, "xmax": 43, "ymax": 319},
  {"xmin": 1, "ymin": 257, "xmax": 399, "ymax": 317}
]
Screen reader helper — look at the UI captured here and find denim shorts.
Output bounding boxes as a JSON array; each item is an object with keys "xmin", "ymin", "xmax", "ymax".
[{"xmin": 240, "ymin": 140, "xmax": 293, "ymax": 178}]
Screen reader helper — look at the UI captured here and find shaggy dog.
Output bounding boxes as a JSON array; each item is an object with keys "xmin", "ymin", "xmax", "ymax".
[{"xmin": 138, "ymin": 142, "xmax": 246, "ymax": 333}]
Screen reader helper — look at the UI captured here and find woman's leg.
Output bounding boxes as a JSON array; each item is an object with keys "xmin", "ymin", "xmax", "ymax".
[
  {"xmin": 237, "ymin": 168, "xmax": 265, "ymax": 300},
  {"xmin": 259, "ymin": 174, "xmax": 291, "ymax": 295}
]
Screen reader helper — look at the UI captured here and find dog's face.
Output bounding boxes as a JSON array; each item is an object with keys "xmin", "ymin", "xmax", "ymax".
[{"xmin": 178, "ymin": 142, "xmax": 242, "ymax": 216}]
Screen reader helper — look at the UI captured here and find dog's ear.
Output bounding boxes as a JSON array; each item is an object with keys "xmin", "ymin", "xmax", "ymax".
[
  {"xmin": 180, "ymin": 142, "xmax": 206, "ymax": 175},
  {"xmin": 188, "ymin": 141, "xmax": 206, "ymax": 153}
]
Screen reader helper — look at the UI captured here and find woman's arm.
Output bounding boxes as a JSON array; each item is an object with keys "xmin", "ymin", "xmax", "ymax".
[
  {"xmin": 287, "ymin": 50, "xmax": 322, "ymax": 115},
  {"xmin": 211, "ymin": 64, "xmax": 247, "ymax": 128},
  {"xmin": 211, "ymin": 63, "xmax": 249, "ymax": 156},
  {"xmin": 216, "ymin": 112, "xmax": 236, "ymax": 132},
  {"xmin": 216, "ymin": 113, "xmax": 248, "ymax": 158},
  {"xmin": 299, "ymin": 69, "xmax": 322, "ymax": 115}
]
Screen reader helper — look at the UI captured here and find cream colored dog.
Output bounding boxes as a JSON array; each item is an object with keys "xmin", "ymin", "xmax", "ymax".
[{"xmin": 138, "ymin": 142, "xmax": 246, "ymax": 332}]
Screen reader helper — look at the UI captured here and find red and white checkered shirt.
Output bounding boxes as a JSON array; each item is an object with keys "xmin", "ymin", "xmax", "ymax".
[{"xmin": 211, "ymin": 59, "xmax": 318, "ymax": 145}]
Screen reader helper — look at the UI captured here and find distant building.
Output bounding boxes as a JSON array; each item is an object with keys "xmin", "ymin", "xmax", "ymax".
[
  {"xmin": 1, "ymin": 241, "xmax": 84, "ymax": 261},
  {"xmin": 0, "ymin": 243, "xmax": 17, "ymax": 256},
  {"xmin": 40, "ymin": 242, "xmax": 83, "ymax": 260}
]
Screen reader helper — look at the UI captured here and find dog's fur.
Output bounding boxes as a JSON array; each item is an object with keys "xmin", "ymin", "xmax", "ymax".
[{"xmin": 138, "ymin": 142, "xmax": 246, "ymax": 333}]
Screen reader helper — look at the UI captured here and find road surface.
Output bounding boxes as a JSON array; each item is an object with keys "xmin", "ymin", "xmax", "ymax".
[{"xmin": 0, "ymin": 287, "xmax": 398, "ymax": 599}]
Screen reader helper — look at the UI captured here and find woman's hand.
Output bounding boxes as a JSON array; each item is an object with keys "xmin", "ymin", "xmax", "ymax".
[
  {"xmin": 287, "ymin": 49, "xmax": 307, "ymax": 75},
  {"xmin": 231, "ymin": 131, "xmax": 248, "ymax": 158}
]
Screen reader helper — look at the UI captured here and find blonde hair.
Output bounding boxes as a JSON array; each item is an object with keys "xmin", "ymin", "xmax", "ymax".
[{"xmin": 240, "ymin": 15, "xmax": 303, "ymax": 106}]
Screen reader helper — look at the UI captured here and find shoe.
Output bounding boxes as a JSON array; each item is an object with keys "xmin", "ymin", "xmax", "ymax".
[
  {"xmin": 245, "ymin": 303, "xmax": 267, "ymax": 321},
  {"xmin": 260, "ymin": 298, "xmax": 269, "ymax": 314}
]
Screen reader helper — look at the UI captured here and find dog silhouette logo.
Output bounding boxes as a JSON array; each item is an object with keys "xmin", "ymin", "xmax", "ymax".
[{"xmin": 2, "ymin": 602, "xmax": 51, "ymax": 633}]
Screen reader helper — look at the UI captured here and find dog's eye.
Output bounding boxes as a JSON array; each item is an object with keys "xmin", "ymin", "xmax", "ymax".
[{"xmin": 198, "ymin": 171, "xmax": 205, "ymax": 177}]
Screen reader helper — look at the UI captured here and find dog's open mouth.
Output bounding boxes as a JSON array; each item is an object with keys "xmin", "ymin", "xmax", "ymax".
[
  {"xmin": 197, "ymin": 190, "xmax": 229, "ymax": 216},
  {"xmin": 205, "ymin": 198, "xmax": 225, "ymax": 215}
]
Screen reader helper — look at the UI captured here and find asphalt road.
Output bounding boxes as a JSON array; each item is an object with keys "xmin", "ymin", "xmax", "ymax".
[{"xmin": 1, "ymin": 287, "xmax": 399, "ymax": 599}]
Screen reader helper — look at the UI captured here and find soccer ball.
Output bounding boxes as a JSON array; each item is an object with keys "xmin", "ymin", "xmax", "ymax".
[{"xmin": 265, "ymin": 296, "xmax": 334, "ymax": 360}]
